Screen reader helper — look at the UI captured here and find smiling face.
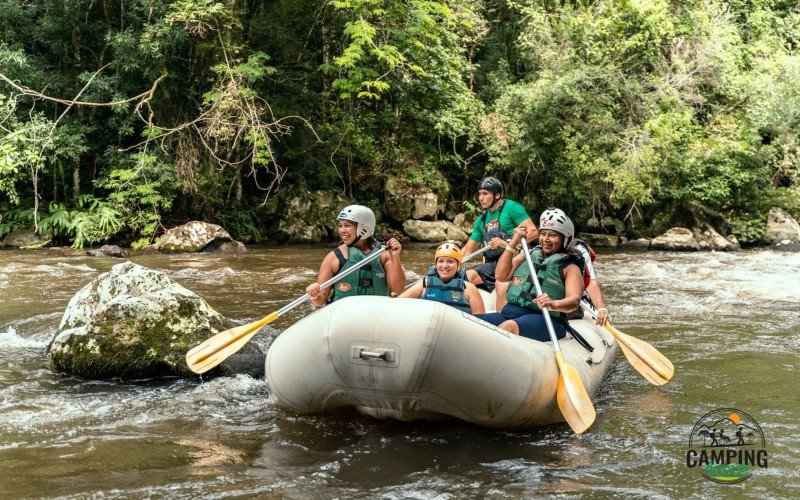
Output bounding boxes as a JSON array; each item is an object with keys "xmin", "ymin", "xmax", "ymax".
[
  {"xmin": 477, "ymin": 189, "xmax": 499, "ymax": 210},
  {"xmin": 337, "ymin": 220, "xmax": 358, "ymax": 245},
  {"xmin": 539, "ymin": 229, "xmax": 565, "ymax": 255},
  {"xmin": 435, "ymin": 256, "xmax": 459, "ymax": 281}
]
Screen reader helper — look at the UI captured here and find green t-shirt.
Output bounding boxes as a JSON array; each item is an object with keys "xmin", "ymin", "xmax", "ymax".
[{"xmin": 469, "ymin": 199, "xmax": 531, "ymax": 242}]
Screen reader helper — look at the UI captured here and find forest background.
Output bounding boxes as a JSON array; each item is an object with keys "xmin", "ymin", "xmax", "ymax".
[{"xmin": 1, "ymin": 0, "xmax": 799, "ymax": 249}]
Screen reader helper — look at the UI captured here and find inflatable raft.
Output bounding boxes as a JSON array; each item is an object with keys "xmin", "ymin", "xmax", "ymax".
[{"xmin": 265, "ymin": 295, "xmax": 617, "ymax": 429}]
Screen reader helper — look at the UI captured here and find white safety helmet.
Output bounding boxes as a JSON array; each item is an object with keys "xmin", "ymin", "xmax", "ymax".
[
  {"xmin": 337, "ymin": 205, "xmax": 376, "ymax": 242},
  {"xmin": 539, "ymin": 207, "xmax": 574, "ymax": 250}
]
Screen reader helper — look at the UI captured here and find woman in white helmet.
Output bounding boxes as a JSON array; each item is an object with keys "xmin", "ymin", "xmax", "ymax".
[
  {"xmin": 399, "ymin": 242, "xmax": 485, "ymax": 314},
  {"xmin": 475, "ymin": 208, "xmax": 585, "ymax": 341},
  {"xmin": 305, "ymin": 205, "xmax": 405, "ymax": 306}
]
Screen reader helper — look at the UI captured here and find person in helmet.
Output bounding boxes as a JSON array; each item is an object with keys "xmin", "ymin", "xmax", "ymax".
[
  {"xmin": 399, "ymin": 242, "xmax": 485, "ymax": 314},
  {"xmin": 305, "ymin": 205, "xmax": 405, "ymax": 306},
  {"xmin": 475, "ymin": 208, "xmax": 584, "ymax": 341},
  {"xmin": 571, "ymin": 237, "xmax": 612, "ymax": 325},
  {"xmin": 461, "ymin": 176, "xmax": 538, "ymax": 298}
]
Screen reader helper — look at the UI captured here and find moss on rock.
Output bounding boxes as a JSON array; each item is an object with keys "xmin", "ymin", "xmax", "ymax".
[{"xmin": 50, "ymin": 261, "xmax": 263, "ymax": 379}]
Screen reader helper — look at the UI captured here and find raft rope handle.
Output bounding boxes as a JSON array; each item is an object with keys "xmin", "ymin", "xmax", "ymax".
[
  {"xmin": 353, "ymin": 347, "xmax": 396, "ymax": 363},
  {"xmin": 359, "ymin": 350, "xmax": 387, "ymax": 360}
]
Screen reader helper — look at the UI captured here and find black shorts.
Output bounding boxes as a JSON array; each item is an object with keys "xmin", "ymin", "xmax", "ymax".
[{"xmin": 471, "ymin": 260, "xmax": 498, "ymax": 292}]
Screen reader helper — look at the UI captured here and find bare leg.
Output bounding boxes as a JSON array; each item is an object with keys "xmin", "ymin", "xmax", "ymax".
[
  {"xmin": 498, "ymin": 319, "xmax": 519, "ymax": 335},
  {"xmin": 494, "ymin": 280, "xmax": 509, "ymax": 310},
  {"xmin": 466, "ymin": 269, "xmax": 484, "ymax": 286}
]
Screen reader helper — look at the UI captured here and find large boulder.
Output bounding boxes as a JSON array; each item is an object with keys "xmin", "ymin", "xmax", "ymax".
[
  {"xmin": 149, "ymin": 221, "xmax": 236, "ymax": 253},
  {"xmin": 651, "ymin": 227, "xmax": 701, "ymax": 251},
  {"xmin": 452, "ymin": 213, "xmax": 474, "ymax": 233},
  {"xmin": 585, "ymin": 217, "xmax": 625, "ymax": 235},
  {"xmin": 49, "ymin": 261, "xmax": 264, "ymax": 379},
  {"xmin": 201, "ymin": 240, "xmax": 248, "ymax": 254},
  {"xmin": 384, "ymin": 176, "xmax": 441, "ymax": 222},
  {"xmin": 763, "ymin": 207, "xmax": 800, "ymax": 245},
  {"xmin": 577, "ymin": 233, "xmax": 619, "ymax": 248},
  {"xmin": 413, "ymin": 192, "xmax": 439, "ymax": 220},
  {"xmin": 272, "ymin": 189, "xmax": 352, "ymax": 243},
  {"xmin": 86, "ymin": 244, "xmax": 128, "ymax": 258},
  {"xmin": 622, "ymin": 238, "xmax": 651, "ymax": 250},
  {"xmin": 0, "ymin": 228, "xmax": 51, "ymax": 249},
  {"xmin": 692, "ymin": 222, "xmax": 739, "ymax": 251},
  {"xmin": 648, "ymin": 202, "xmax": 733, "ymax": 242},
  {"xmin": 402, "ymin": 220, "xmax": 469, "ymax": 242}
]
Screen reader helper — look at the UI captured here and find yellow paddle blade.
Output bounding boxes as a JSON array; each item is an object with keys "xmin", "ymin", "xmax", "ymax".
[
  {"xmin": 554, "ymin": 351, "xmax": 596, "ymax": 434},
  {"xmin": 604, "ymin": 324, "xmax": 674, "ymax": 385},
  {"xmin": 185, "ymin": 312, "xmax": 280, "ymax": 374}
]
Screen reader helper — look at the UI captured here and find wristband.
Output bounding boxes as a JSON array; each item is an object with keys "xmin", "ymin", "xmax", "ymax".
[
  {"xmin": 596, "ymin": 307, "xmax": 608, "ymax": 314},
  {"xmin": 504, "ymin": 245, "xmax": 516, "ymax": 253}
]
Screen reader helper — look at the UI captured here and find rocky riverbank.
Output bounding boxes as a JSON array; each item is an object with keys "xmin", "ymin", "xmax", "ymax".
[{"xmin": 3, "ymin": 182, "xmax": 799, "ymax": 252}]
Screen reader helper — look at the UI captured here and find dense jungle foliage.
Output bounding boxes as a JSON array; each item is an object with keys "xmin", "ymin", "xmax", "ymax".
[{"xmin": 1, "ymin": 0, "xmax": 799, "ymax": 247}]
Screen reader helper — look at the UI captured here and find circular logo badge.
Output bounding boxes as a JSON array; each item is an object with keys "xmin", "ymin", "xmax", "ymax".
[
  {"xmin": 337, "ymin": 282, "xmax": 351, "ymax": 292},
  {"xmin": 685, "ymin": 408, "xmax": 768, "ymax": 484},
  {"xmin": 512, "ymin": 276, "xmax": 523, "ymax": 285}
]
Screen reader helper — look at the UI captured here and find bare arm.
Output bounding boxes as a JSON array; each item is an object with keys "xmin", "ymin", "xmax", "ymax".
[
  {"xmin": 585, "ymin": 279, "xmax": 611, "ymax": 324},
  {"xmin": 496, "ymin": 225, "xmax": 528, "ymax": 281},
  {"xmin": 381, "ymin": 238, "xmax": 406, "ymax": 296},
  {"xmin": 520, "ymin": 218, "xmax": 538, "ymax": 244},
  {"xmin": 462, "ymin": 238, "xmax": 480, "ymax": 255},
  {"xmin": 399, "ymin": 280, "xmax": 424, "ymax": 299},
  {"xmin": 465, "ymin": 282, "xmax": 486, "ymax": 314},
  {"xmin": 305, "ymin": 249, "xmax": 341, "ymax": 307},
  {"xmin": 533, "ymin": 264, "xmax": 584, "ymax": 313}
]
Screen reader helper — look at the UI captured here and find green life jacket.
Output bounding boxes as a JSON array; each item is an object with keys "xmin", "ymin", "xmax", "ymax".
[
  {"xmin": 422, "ymin": 266, "xmax": 470, "ymax": 313},
  {"xmin": 329, "ymin": 245, "xmax": 389, "ymax": 302},
  {"xmin": 506, "ymin": 247, "xmax": 583, "ymax": 318}
]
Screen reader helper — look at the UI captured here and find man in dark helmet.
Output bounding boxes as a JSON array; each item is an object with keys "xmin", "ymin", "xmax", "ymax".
[{"xmin": 461, "ymin": 176, "xmax": 538, "ymax": 296}]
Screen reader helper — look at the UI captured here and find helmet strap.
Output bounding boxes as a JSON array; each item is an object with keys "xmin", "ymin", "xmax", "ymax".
[{"xmin": 489, "ymin": 197, "xmax": 503, "ymax": 211}]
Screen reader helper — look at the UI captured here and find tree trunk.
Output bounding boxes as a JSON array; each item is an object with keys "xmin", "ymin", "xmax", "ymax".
[
  {"xmin": 235, "ymin": 167, "xmax": 243, "ymax": 202},
  {"xmin": 73, "ymin": 163, "xmax": 80, "ymax": 203}
]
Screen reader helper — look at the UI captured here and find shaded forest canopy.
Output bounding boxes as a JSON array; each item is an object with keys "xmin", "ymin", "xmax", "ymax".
[{"xmin": 1, "ymin": 0, "xmax": 799, "ymax": 247}]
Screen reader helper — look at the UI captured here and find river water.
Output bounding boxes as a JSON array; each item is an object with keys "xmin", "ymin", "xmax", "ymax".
[{"xmin": 1, "ymin": 245, "xmax": 798, "ymax": 498}]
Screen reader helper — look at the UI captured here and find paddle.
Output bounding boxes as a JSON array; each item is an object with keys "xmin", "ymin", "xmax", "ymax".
[
  {"xmin": 580, "ymin": 301, "xmax": 674, "ymax": 386},
  {"xmin": 186, "ymin": 245, "xmax": 388, "ymax": 374},
  {"xmin": 520, "ymin": 239, "xmax": 596, "ymax": 434},
  {"xmin": 402, "ymin": 244, "xmax": 492, "ymax": 291}
]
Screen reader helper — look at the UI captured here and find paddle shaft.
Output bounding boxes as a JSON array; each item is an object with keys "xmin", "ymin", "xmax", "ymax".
[
  {"xmin": 520, "ymin": 239, "xmax": 561, "ymax": 351},
  {"xmin": 190, "ymin": 245, "xmax": 387, "ymax": 365},
  {"xmin": 309, "ymin": 245, "xmax": 388, "ymax": 301},
  {"xmin": 463, "ymin": 244, "xmax": 492, "ymax": 263},
  {"xmin": 579, "ymin": 300, "xmax": 603, "ymax": 323},
  {"xmin": 262, "ymin": 245, "xmax": 388, "ymax": 320},
  {"xmin": 520, "ymin": 238, "xmax": 596, "ymax": 434}
]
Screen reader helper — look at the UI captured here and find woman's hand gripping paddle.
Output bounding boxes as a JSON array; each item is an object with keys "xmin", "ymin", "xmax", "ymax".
[
  {"xmin": 520, "ymin": 239, "xmax": 596, "ymax": 434},
  {"xmin": 185, "ymin": 246, "xmax": 388, "ymax": 374},
  {"xmin": 580, "ymin": 301, "xmax": 674, "ymax": 386}
]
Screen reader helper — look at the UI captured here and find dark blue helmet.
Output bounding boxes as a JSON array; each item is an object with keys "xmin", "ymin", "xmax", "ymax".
[{"xmin": 478, "ymin": 176, "xmax": 503, "ymax": 195}]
